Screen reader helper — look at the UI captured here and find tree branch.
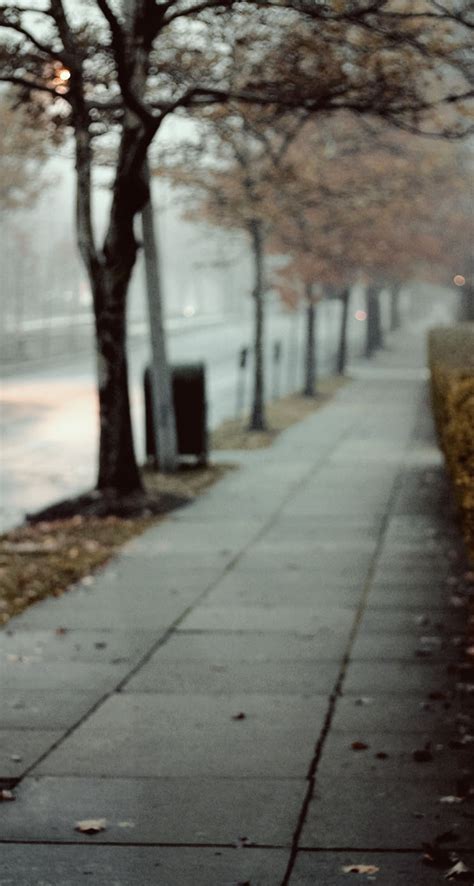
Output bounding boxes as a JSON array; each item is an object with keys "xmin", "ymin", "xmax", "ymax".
[
  {"xmin": 0, "ymin": 73, "xmax": 59, "ymax": 95},
  {"xmin": 0, "ymin": 15, "xmax": 61, "ymax": 58}
]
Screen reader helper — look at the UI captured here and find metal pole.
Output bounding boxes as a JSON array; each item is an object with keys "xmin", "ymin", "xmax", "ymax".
[
  {"xmin": 123, "ymin": 0, "xmax": 177, "ymax": 471},
  {"xmin": 141, "ymin": 162, "xmax": 178, "ymax": 472}
]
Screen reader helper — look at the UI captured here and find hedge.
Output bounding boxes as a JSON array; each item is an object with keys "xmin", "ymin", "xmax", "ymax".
[{"xmin": 428, "ymin": 324, "xmax": 474, "ymax": 559}]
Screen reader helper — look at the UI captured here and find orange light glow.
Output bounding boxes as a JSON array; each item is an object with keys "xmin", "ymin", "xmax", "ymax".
[
  {"xmin": 453, "ymin": 275, "xmax": 466, "ymax": 287},
  {"xmin": 58, "ymin": 68, "xmax": 71, "ymax": 82},
  {"xmin": 355, "ymin": 310, "xmax": 367, "ymax": 321}
]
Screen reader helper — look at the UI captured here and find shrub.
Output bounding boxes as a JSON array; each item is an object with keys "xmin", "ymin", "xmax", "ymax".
[{"xmin": 428, "ymin": 325, "xmax": 474, "ymax": 559}]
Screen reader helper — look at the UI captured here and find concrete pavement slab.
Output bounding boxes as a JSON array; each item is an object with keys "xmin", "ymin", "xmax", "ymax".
[
  {"xmin": 317, "ymin": 732, "xmax": 472, "ymax": 784},
  {"xmin": 178, "ymin": 604, "xmax": 356, "ymax": 635},
  {"xmin": 359, "ymin": 609, "xmax": 463, "ymax": 635},
  {"xmin": 366, "ymin": 587, "xmax": 450, "ymax": 610},
  {"xmin": 342, "ymin": 662, "xmax": 461, "ymax": 696},
  {"xmin": 121, "ymin": 519, "xmax": 264, "ymax": 555},
  {"xmin": 234, "ymin": 548, "xmax": 372, "ymax": 583},
  {"xmin": 0, "ymin": 628, "xmax": 156, "ymax": 665},
  {"xmin": 124, "ymin": 656, "xmax": 340, "ymax": 694},
  {"xmin": 290, "ymin": 852, "xmax": 474, "ymax": 884},
  {"xmin": 0, "ymin": 690, "xmax": 99, "ymax": 731},
  {"xmin": 257, "ymin": 517, "xmax": 379, "ymax": 551},
  {"xmin": 33, "ymin": 693, "xmax": 328, "ymax": 778},
  {"xmin": 0, "ymin": 730, "xmax": 62, "ymax": 779},
  {"xmin": 139, "ymin": 630, "xmax": 348, "ymax": 662},
  {"xmin": 2, "ymin": 775, "xmax": 305, "ymax": 844},
  {"xmin": 350, "ymin": 630, "xmax": 459, "ymax": 661},
  {"xmin": 200, "ymin": 573, "xmax": 362, "ymax": 611},
  {"xmin": 0, "ymin": 845, "xmax": 289, "ymax": 886},
  {"xmin": 0, "ymin": 659, "xmax": 130, "ymax": 693},
  {"xmin": 330, "ymin": 695, "xmax": 470, "ymax": 734},
  {"xmin": 300, "ymin": 774, "xmax": 473, "ymax": 849}
]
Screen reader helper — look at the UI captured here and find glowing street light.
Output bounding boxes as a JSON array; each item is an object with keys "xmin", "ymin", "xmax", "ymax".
[{"xmin": 49, "ymin": 62, "xmax": 71, "ymax": 94}]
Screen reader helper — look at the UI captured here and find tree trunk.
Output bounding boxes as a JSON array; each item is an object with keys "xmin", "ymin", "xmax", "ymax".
[
  {"xmin": 141, "ymin": 160, "xmax": 178, "ymax": 472},
  {"xmin": 373, "ymin": 290, "xmax": 384, "ymax": 350},
  {"xmin": 74, "ymin": 118, "xmax": 144, "ymax": 497},
  {"xmin": 248, "ymin": 219, "xmax": 267, "ymax": 431},
  {"xmin": 336, "ymin": 287, "xmax": 350, "ymax": 375},
  {"xmin": 303, "ymin": 284, "xmax": 317, "ymax": 397},
  {"xmin": 366, "ymin": 286, "xmax": 382, "ymax": 358},
  {"xmin": 94, "ymin": 268, "xmax": 143, "ymax": 494},
  {"xmin": 390, "ymin": 283, "xmax": 401, "ymax": 331}
]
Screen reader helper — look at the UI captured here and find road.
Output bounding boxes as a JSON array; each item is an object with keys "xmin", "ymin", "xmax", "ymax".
[{"xmin": 0, "ymin": 303, "xmax": 353, "ymax": 532}]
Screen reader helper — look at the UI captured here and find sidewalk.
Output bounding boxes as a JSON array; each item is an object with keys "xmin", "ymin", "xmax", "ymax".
[{"xmin": 1, "ymin": 330, "xmax": 473, "ymax": 885}]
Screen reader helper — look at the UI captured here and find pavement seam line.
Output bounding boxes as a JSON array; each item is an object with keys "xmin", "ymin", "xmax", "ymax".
[{"xmin": 280, "ymin": 382, "xmax": 427, "ymax": 886}]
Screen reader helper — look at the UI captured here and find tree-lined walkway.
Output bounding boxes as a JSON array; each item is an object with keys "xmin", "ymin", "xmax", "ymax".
[{"xmin": 1, "ymin": 329, "xmax": 472, "ymax": 885}]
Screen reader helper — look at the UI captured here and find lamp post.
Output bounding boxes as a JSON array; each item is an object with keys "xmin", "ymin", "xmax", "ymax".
[{"xmin": 123, "ymin": 0, "xmax": 178, "ymax": 472}]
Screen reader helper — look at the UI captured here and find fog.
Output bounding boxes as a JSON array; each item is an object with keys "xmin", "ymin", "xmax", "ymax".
[{"xmin": 0, "ymin": 117, "xmax": 254, "ymax": 362}]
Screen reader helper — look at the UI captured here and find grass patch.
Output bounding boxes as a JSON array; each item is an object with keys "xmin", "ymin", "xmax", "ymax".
[{"xmin": 212, "ymin": 375, "xmax": 348, "ymax": 451}]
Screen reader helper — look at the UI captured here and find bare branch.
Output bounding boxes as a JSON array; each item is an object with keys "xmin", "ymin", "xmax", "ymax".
[
  {"xmin": 0, "ymin": 73, "xmax": 59, "ymax": 95},
  {"xmin": 0, "ymin": 16, "xmax": 61, "ymax": 57}
]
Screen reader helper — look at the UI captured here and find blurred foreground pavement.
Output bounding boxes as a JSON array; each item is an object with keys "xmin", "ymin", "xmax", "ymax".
[{"xmin": 1, "ymin": 329, "xmax": 473, "ymax": 886}]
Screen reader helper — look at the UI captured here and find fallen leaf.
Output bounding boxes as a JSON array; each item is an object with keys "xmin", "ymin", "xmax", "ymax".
[
  {"xmin": 0, "ymin": 789, "xmax": 15, "ymax": 802},
  {"xmin": 75, "ymin": 819, "xmax": 107, "ymax": 835},
  {"xmin": 351, "ymin": 741, "xmax": 369, "ymax": 751},
  {"xmin": 55, "ymin": 627, "xmax": 68, "ymax": 636},
  {"xmin": 232, "ymin": 712, "xmax": 246, "ymax": 721},
  {"xmin": 445, "ymin": 860, "xmax": 472, "ymax": 880},
  {"xmin": 10, "ymin": 754, "xmax": 22, "ymax": 763},
  {"xmin": 342, "ymin": 865, "xmax": 380, "ymax": 875},
  {"xmin": 375, "ymin": 752, "xmax": 389, "ymax": 760}
]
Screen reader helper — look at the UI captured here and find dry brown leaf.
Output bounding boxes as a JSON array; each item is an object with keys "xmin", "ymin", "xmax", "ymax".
[
  {"xmin": 342, "ymin": 864, "xmax": 380, "ymax": 875},
  {"xmin": 0, "ymin": 789, "xmax": 15, "ymax": 802},
  {"xmin": 445, "ymin": 860, "xmax": 471, "ymax": 879},
  {"xmin": 75, "ymin": 818, "xmax": 107, "ymax": 834}
]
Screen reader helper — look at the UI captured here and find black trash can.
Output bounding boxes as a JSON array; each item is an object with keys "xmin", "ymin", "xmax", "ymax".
[{"xmin": 144, "ymin": 363, "xmax": 208, "ymax": 467}]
